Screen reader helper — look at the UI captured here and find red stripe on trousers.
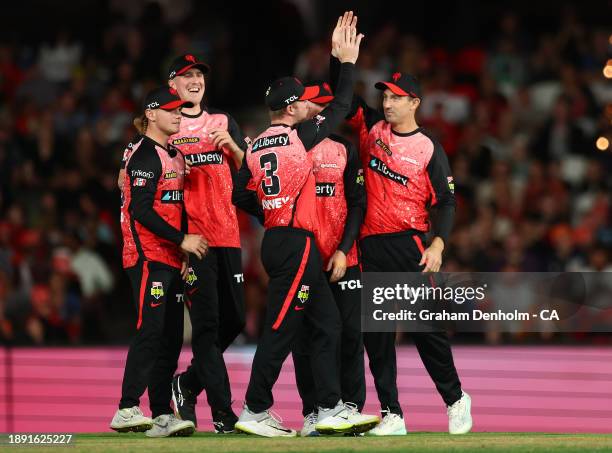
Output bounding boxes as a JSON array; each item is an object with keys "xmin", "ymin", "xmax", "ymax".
[
  {"xmin": 412, "ymin": 235, "xmax": 425, "ymax": 254},
  {"xmin": 136, "ymin": 261, "xmax": 149, "ymax": 330},
  {"xmin": 272, "ymin": 236, "xmax": 311, "ymax": 331}
]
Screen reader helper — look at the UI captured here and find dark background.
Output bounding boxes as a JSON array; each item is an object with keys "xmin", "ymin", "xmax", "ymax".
[{"xmin": 0, "ymin": 0, "xmax": 610, "ymax": 345}]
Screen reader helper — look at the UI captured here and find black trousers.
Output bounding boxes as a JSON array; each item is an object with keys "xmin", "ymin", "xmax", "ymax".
[
  {"xmin": 120, "ymin": 260, "xmax": 184, "ymax": 418},
  {"xmin": 292, "ymin": 265, "xmax": 365, "ymax": 416},
  {"xmin": 360, "ymin": 231, "xmax": 463, "ymax": 416},
  {"xmin": 245, "ymin": 227, "xmax": 341, "ymax": 413},
  {"xmin": 180, "ymin": 247, "xmax": 245, "ymax": 412}
]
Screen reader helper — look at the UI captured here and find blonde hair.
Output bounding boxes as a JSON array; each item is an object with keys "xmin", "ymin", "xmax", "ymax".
[{"xmin": 133, "ymin": 115, "xmax": 149, "ymax": 134}]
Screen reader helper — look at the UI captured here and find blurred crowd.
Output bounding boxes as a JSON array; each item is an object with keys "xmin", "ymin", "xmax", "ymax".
[{"xmin": 0, "ymin": 1, "xmax": 610, "ymax": 345}]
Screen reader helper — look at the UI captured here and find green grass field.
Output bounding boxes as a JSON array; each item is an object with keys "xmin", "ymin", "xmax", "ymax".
[{"xmin": 10, "ymin": 432, "xmax": 612, "ymax": 452}]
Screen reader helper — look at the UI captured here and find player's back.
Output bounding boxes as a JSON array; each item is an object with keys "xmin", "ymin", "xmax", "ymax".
[{"xmin": 245, "ymin": 125, "xmax": 318, "ymax": 234}]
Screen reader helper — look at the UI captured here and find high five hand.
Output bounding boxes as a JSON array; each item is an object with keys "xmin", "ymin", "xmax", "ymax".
[{"xmin": 332, "ymin": 11, "xmax": 364, "ymax": 64}]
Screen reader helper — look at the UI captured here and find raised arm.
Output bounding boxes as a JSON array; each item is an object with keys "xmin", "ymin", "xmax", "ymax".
[{"xmin": 295, "ymin": 11, "xmax": 363, "ymax": 150}]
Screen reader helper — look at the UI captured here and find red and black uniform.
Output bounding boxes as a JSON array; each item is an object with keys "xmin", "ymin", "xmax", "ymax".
[
  {"xmin": 119, "ymin": 134, "xmax": 142, "ymax": 172},
  {"xmin": 168, "ymin": 105, "xmax": 249, "ymax": 414},
  {"xmin": 331, "ymin": 56, "xmax": 463, "ymax": 416},
  {"xmin": 232, "ymin": 63, "xmax": 355, "ymax": 413},
  {"xmin": 292, "ymin": 134, "xmax": 368, "ymax": 415},
  {"xmin": 119, "ymin": 134, "xmax": 187, "ymax": 418}
]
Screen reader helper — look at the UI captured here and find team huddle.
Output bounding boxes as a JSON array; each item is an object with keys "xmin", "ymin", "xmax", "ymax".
[{"xmin": 110, "ymin": 12, "xmax": 473, "ymax": 438}]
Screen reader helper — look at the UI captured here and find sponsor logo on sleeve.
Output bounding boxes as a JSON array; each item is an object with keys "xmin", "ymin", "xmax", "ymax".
[
  {"xmin": 122, "ymin": 148, "xmax": 131, "ymax": 162},
  {"xmin": 164, "ymin": 170, "xmax": 177, "ymax": 179},
  {"xmin": 369, "ymin": 155, "xmax": 409, "ymax": 186},
  {"xmin": 447, "ymin": 176, "xmax": 455, "ymax": 194},
  {"xmin": 251, "ymin": 134, "xmax": 290, "ymax": 152},
  {"xmin": 356, "ymin": 168, "xmax": 364, "ymax": 185},
  {"xmin": 131, "ymin": 169, "xmax": 154, "ymax": 179},
  {"xmin": 160, "ymin": 190, "xmax": 184, "ymax": 203},
  {"xmin": 316, "ymin": 182, "xmax": 336, "ymax": 197}
]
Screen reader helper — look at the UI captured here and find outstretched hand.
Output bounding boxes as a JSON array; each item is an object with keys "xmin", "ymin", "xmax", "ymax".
[{"xmin": 332, "ymin": 11, "xmax": 364, "ymax": 63}]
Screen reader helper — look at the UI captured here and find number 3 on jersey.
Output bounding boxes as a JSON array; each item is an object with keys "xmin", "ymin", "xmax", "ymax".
[{"xmin": 260, "ymin": 153, "xmax": 281, "ymax": 196}]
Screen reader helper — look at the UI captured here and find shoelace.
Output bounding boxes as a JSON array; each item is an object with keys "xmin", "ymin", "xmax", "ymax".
[
  {"xmin": 304, "ymin": 412, "xmax": 317, "ymax": 425},
  {"xmin": 130, "ymin": 407, "xmax": 144, "ymax": 417},
  {"xmin": 155, "ymin": 414, "xmax": 170, "ymax": 427},
  {"xmin": 379, "ymin": 409, "xmax": 397, "ymax": 427},
  {"xmin": 344, "ymin": 402, "xmax": 359, "ymax": 415},
  {"xmin": 447, "ymin": 398, "xmax": 464, "ymax": 418}
]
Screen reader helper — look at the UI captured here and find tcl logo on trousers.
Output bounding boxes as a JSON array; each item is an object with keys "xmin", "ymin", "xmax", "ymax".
[{"xmin": 338, "ymin": 279, "xmax": 362, "ymax": 290}]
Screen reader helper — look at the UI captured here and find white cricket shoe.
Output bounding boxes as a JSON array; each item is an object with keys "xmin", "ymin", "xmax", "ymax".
[
  {"xmin": 448, "ymin": 391, "xmax": 472, "ymax": 434},
  {"xmin": 300, "ymin": 412, "xmax": 320, "ymax": 437},
  {"xmin": 366, "ymin": 410, "xmax": 407, "ymax": 436},
  {"xmin": 110, "ymin": 406, "xmax": 153, "ymax": 433},
  {"xmin": 235, "ymin": 406, "xmax": 297, "ymax": 437},
  {"xmin": 145, "ymin": 414, "xmax": 195, "ymax": 437},
  {"xmin": 315, "ymin": 401, "xmax": 380, "ymax": 434}
]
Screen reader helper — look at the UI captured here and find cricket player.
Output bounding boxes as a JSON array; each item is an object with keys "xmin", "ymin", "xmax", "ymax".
[
  {"xmin": 231, "ymin": 13, "xmax": 378, "ymax": 437},
  {"xmin": 165, "ymin": 54, "xmax": 249, "ymax": 434},
  {"xmin": 329, "ymin": 12, "xmax": 472, "ymax": 436},
  {"xmin": 291, "ymin": 81, "xmax": 369, "ymax": 436},
  {"xmin": 110, "ymin": 87, "xmax": 208, "ymax": 437}
]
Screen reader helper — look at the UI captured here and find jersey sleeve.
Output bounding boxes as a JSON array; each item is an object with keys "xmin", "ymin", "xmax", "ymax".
[
  {"xmin": 127, "ymin": 148, "xmax": 185, "ymax": 245},
  {"xmin": 426, "ymin": 140, "xmax": 456, "ymax": 244},
  {"xmin": 120, "ymin": 134, "xmax": 141, "ymax": 169},
  {"xmin": 329, "ymin": 56, "xmax": 383, "ymax": 160},
  {"xmin": 232, "ymin": 156, "xmax": 265, "ymax": 224},
  {"xmin": 295, "ymin": 62, "xmax": 355, "ymax": 150},
  {"xmin": 335, "ymin": 136, "xmax": 366, "ymax": 254}
]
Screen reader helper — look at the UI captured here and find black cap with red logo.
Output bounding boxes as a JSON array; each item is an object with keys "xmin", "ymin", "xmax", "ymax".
[
  {"xmin": 168, "ymin": 54, "xmax": 211, "ymax": 79},
  {"xmin": 307, "ymin": 81, "xmax": 335, "ymax": 104},
  {"xmin": 375, "ymin": 72, "xmax": 422, "ymax": 98},
  {"xmin": 143, "ymin": 87, "xmax": 194, "ymax": 111},
  {"xmin": 265, "ymin": 77, "xmax": 319, "ymax": 111}
]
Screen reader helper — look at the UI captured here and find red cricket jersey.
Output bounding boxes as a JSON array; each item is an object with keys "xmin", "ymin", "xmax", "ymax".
[{"xmin": 169, "ymin": 107, "xmax": 247, "ymax": 248}]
